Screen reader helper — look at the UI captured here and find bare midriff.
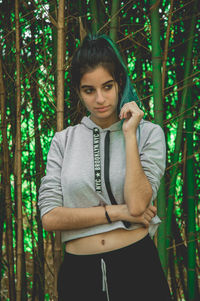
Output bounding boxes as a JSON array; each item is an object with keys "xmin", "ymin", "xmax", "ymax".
[{"xmin": 65, "ymin": 227, "xmax": 149, "ymax": 255}]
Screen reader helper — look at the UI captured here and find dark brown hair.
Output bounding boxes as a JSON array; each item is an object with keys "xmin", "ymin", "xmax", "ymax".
[{"xmin": 70, "ymin": 34, "xmax": 126, "ymax": 93}]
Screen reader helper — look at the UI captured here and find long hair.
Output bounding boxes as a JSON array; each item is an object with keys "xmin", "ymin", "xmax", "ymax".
[
  {"xmin": 68, "ymin": 34, "xmax": 140, "ymax": 123},
  {"xmin": 70, "ymin": 34, "xmax": 126, "ymax": 94}
]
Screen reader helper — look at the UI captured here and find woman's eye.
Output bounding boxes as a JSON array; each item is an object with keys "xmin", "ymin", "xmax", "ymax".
[
  {"xmin": 104, "ymin": 84, "xmax": 113, "ymax": 90},
  {"xmin": 84, "ymin": 88, "xmax": 94, "ymax": 94}
]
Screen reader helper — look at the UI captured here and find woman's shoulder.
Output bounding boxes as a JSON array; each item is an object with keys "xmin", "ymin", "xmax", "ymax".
[
  {"xmin": 51, "ymin": 123, "xmax": 80, "ymax": 151},
  {"xmin": 140, "ymin": 119, "xmax": 164, "ymax": 134},
  {"xmin": 55, "ymin": 123, "xmax": 81, "ymax": 138},
  {"xmin": 138, "ymin": 119, "xmax": 165, "ymax": 145}
]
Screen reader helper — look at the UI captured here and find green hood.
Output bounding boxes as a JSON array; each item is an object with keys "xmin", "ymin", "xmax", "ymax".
[{"xmin": 99, "ymin": 34, "xmax": 141, "ymax": 111}]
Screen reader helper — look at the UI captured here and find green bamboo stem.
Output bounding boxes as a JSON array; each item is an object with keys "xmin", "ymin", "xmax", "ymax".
[
  {"xmin": 15, "ymin": 0, "xmax": 23, "ymax": 300},
  {"xmin": 109, "ymin": 0, "xmax": 120, "ymax": 42},
  {"xmin": 186, "ymin": 87, "xmax": 196, "ymax": 300},
  {"xmin": 162, "ymin": 0, "xmax": 173, "ymax": 98},
  {"xmin": 89, "ymin": 0, "xmax": 99, "ymax": 33},
  {"xmin": 166, "ymin": 0, "xmax": 198, "ymax": 280},
  {"xmin": 150, "ymin": 0, "xmax": 167, "ymax": 275}
]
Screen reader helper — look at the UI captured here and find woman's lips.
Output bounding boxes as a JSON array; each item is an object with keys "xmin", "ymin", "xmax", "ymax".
[{"xmin": 95, "ymin": 106, "xmax": 110, "ymax": 112}]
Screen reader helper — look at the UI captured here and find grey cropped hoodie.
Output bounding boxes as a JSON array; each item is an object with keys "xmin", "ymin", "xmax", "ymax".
[
  {"xmin": 38, "ymin": 35, "xmax": 166, "ymax": 243},
  {"xmin": 38, "ymin": 116, "xmax": 166, "ymax": 243}
]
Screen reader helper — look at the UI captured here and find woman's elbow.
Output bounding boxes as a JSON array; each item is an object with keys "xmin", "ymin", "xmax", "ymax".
[
  {"xmin": 42, "ymin": 214, "xmax": 51, "ymax": 231},
  {"xmin": 128, "ymin": 190, "xmax": 153, "ymax": 216},
  {"xmin": 128, "ymin": 203, "xmax": 147, "ymax": 216},
  {"xmin": 42, "ymin": 210, "xmax": 57, "ymax": 231}
]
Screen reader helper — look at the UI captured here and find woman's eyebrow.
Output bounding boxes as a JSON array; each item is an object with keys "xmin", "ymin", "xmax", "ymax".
[
  {"xmin": 80, "ymin": 79, "xmax": 114, "ymax": 89},
  {"xmin": 80, "ymin": 84, "xmax": 93, "ymax": 89},
  {"xmin": 102, "ymin": 80, "xmax": 114, "ymax": 86}
]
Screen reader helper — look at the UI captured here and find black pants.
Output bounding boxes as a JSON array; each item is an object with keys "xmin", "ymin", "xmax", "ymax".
[{"xmin": 57, "ymin": 234, "xmax": 172, "ymax": 301}]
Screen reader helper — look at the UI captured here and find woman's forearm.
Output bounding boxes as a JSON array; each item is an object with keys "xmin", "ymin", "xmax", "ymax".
[
  {"xmin": 42, "ymin": 203, "xmax": 155, "ymax": 232},
  {"xmin": 124, "ymin": 132, "xmax": 153, "ymax": 216},
  {"xmin": 42, "ymin": 205, "xmax": 128, "ymax": 232},
  {"xmin": 42, "ymin": 206, "xmax": 109, "ymax": 232},
  {"xmin": 119, "ymin": 101, "xmax": 153, "ymax": 216}
]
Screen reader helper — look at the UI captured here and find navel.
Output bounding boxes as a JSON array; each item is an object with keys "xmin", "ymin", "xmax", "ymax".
[{"xmin": 101, "ymin": 239, "xmax": 105, "ymax": 245}]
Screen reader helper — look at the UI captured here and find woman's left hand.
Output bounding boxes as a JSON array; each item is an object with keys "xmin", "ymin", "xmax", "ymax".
[{"xmin": 120, "ymin": 101, "xmax": 144, "ymax": 134}]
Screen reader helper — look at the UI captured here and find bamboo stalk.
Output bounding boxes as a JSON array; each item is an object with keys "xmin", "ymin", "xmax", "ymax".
[
  {"xmin": 15, "ymin": 0, "xmax": 23, "ymax": 300},
  {"xmin": 150, "ymin": 0, "xmax": 167, "ymax": 275},
  {"xmin": 185, "ymin": 87, "xmax": 196, "ymax": 300},
  {"xmin": 169, "ymin": 240, "xmax": 177, "ymax": 300},
  {"xmin": 109, "ymin": 0, "xmax": 120, "ymax": 42},
  {"xmin": 29, "ymin": 13, "xmax": 45, "ymax": 296},
  {"xmin": 0, "ymin": 45, "xmax": 16, "ymax": 301},
  {"xmin": 54, "ymin": 0, "xmax": 65, "ymax": 299},
  {"xmin": 0, "ymin": 149, "xmax": 4, "ymax": 291},
  {"xmin": 51, "ymin": 0, "xmax": 58, "ymax": 118},
  {"xmin": 172, "ymin": 214, "xmax": 188, "ymax": 299},
  {"xmin": 162, "ymin": 0, "xmax": 174, "ymax": 97},
  {"xmin": 166, "ymin": 0, "xmax": 198, "ymax": 281},
  {"xmin": 57, "ymin": 0, "xmax": 65, "ymax": 132},
  {"xmin": 97, "ymin": 0, "xmax": 105, "ymax": 32},
  {"xmin": 89, "ymin": 0, "xmax": 98, "ymax": 33}
]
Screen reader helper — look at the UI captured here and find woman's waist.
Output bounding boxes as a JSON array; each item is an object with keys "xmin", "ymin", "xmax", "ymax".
[{"xmin": 65, "ymin": 226, "xmax": 148, "ymax": 255}]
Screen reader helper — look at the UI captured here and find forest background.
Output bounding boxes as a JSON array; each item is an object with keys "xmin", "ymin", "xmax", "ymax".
[{"xmin": 0, "ymin": 0, "xmax": 199, "ymax": 300}]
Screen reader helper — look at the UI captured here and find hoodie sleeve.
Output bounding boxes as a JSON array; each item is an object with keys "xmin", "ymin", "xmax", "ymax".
[
  {"xmin": 38, "ymin": 132, "xmax": 65, "ymax": 218},
  {"xmin": 139, "ymin": 123, "xmax": 166, "ymax": 202}
]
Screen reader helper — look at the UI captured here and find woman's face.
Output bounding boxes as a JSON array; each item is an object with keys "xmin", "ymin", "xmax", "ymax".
[{"xmin": 79, "ymin": 66, "xmax": 119, "ymax": 128}]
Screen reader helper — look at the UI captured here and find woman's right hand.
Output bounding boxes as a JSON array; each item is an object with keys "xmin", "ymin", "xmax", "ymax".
[{"xmin": 117, "ymin": 204, "xmax": 157, "ymax": 228}]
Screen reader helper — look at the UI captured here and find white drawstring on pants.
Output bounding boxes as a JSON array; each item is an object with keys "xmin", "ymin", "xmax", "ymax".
[{"xmin": 101, "ymin": 258, "xmax": 110, "ymax": 301}]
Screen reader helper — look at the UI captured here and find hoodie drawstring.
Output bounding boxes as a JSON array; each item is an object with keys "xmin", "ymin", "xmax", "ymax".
[
  {"xmin": 104, "ymin": 131, "xmax": 130, "ymax": 228},
  {"xmin": 101, "ymin": 258, "xmax": 110, "ymax": 301}
]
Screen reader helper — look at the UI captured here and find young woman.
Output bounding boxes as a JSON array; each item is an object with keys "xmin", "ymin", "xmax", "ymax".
[{"xmin": 38, "ymin": 34, "xmax": 172, "ymax": 301}]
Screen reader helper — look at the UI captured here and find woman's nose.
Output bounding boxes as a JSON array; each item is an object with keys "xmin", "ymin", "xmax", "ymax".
[{"xmin": 96, "ymin": 90, "xmax": 105, "ymax": 104}]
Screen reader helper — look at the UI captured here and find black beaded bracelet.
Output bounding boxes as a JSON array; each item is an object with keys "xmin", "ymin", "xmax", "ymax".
[{"xmin": 103, "ymin": 205, "xmax": 112, "ymax": 224}]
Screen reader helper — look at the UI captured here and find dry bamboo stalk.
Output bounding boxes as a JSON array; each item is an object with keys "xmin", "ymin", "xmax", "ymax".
[
  {"xmin": 15, "ymin": 0, "xmax": 23, "ymax": 300},
  {"xmin": 54, "ymin": 0, "xmax": 65, "ymax": 299},
  {"xmin": 162, "ymin": 0, "xmax": 174, "ymax": 98},
  {"xmin": 57, "ymin": 0, "xmax": 65, "ymax": 132},
  {"xmin": 79, "ymin": 16, "xmax": 87, "ymax": 42},
  {"xmin": 0, "ymin": 46, "xmax": 16, "ymax": 301}
]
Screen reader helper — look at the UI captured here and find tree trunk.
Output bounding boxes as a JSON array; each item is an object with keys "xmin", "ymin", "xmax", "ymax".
[
  {"xmin": 89, "ymin": 0, "xmax": 99, "ymax": 33},
  {"xmin": 169, "ymin": 241, "xmax": 177, "ymax": 301},
  {"xmin": 54, "ymin": 0, "xmax": 65, "ymax": 299},
  {"xmin": 0, "ymin": 147, "xmax": 5, "ymax": 293},
  {"xmin": 0, "ymin": 45, "xmax": 16, "ymax": 301},
  {"xmin": 57, "ymin": 0, "xmax": 65, "ymax": 132},
  {"xmin": 185, "ymin": 87, "xmax": 196, "ymax": 301},
  {"xmin": 150, "ymin": 0, "xmax": 167, "ymax": 275},
  {"xmin": 172, "ymin": 214, "xmax": 188, "ymax": 300},
  {"xmin": 31, "ymin": 64, "xmax": 45, "ymax": 301},
  {"xmin": 160, "ymin": 2, "xmax": 174, "ymax": 273},
  {"xmin": 14, "ymin": 1, "xmax": 23, "ymax": 300},
  {"xmin": 109, "ymin": 0, "xmax": 120, "ymax": 42},
  {"xmin": 28, "ymin": 4, "xmax": 45, "ymax": 299},
  {"xmin": 50, "ymin": 0, "xmax": 58, "ymax": 107},
  {"xmin": 166, "ymin": 0, "xmax": 198, "ymax": 276},
  {"xmin": 162, "ymin": 0, "xmax": 173, "ymax": 98},
  {"xmin": 183, "ymin": 5, "xmax": 198, "ymax": 299}
]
